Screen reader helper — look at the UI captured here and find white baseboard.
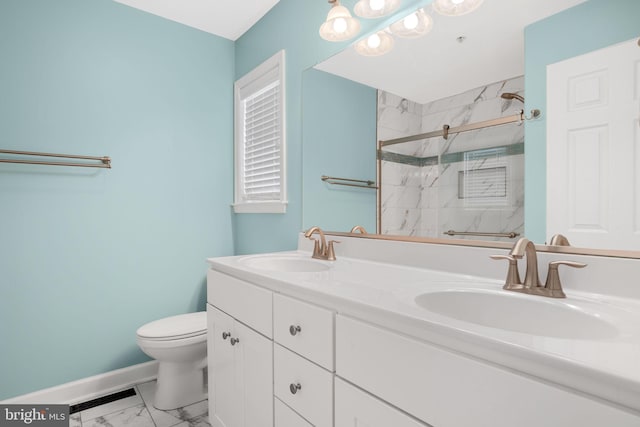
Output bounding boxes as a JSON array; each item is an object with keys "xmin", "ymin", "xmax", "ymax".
[{"xmin": 1, "ymin": 361, "xmax": 158, "ymax": 405}]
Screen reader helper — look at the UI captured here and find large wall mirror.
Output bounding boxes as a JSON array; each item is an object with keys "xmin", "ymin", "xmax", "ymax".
[{"xmin": 302, "ymin": 0, "xmax": 640, "ymax": 257}]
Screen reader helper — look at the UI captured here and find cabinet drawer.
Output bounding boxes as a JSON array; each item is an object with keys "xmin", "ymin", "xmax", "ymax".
[
  {"xmin": 274, "ymin": 344, "xmax": 333, "ymax": 427},
  {"xmin": 207, "ymin": 269, "xmax": 272, "ymax": 338},
  {"xmin": 275, "ymin": 398, "xmax": 313, "ymax": 427},
  {"xmin": 336, "ymin": 315, "xmax": 640, "ymax": 427},
  {"xmin": 274, "ymin": 293, "xmax": 334, "ymax": 370},
  {"xmin": 335, "ymin": 378, "xmax": 427, "ymax": 427}
]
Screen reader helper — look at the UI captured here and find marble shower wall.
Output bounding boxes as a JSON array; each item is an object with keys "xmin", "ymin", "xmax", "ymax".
[{"xmin": 379, "ymin": 76, "xmax": 525, "ymax": 240}]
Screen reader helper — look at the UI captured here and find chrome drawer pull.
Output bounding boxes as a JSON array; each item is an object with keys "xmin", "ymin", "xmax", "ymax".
[
  {"xmin": 222, "ymin": 332, "xmax": 231, "ymax": 340},
  {"xmin": 289, "ymin": 383, "xmax": 302, "ymax": 395},
  {"xmin": 230, "ymin": 337, "xmax": 240, "ymax": 346},
  {"xmin": 289, "ymin": 325, "xmax": 302, "ymax": 336}
]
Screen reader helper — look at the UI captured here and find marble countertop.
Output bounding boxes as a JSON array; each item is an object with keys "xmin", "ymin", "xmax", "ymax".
[{"xmin": 207, "ymin": 249, "xmax": 640, "ymax": 413}]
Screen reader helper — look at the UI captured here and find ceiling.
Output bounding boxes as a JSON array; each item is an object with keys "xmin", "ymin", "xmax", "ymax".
[
  {"xmin": 315, "ymin": 0, "xmax": 587, "ymax": 104},
  {"xmin": 113, "ymin": 0, "xmax": 281, "ymax": 41}
]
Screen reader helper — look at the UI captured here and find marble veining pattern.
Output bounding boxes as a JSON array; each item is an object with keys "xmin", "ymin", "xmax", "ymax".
[
  {"xmin": 72, "ymin": 381, "xmax": 210, "ymax": 427},
  {"xmin": 379, "ymin": 76, "xmax": 525, "ymax": 239}
]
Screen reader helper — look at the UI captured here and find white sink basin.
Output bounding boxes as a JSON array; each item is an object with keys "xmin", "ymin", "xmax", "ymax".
[
  {"xmin": 414, "ymin": 289, "xmax": 618, "ymax": 339},
  {"xmin": 240, "ymin": 255, "xmax": 331, "ymax": 273}
]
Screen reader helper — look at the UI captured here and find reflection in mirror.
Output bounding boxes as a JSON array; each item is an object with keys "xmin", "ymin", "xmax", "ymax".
[
  {"xmin": 301, "ymin": 68, "xmax": 376, "ymax": 232},
  {"xmin": 302, "ymin": 0, "xmax": 640, "ymax": 256},
  {"xmin": 377, "ymin": 76, "xmax": 525, "ymax": 241}
]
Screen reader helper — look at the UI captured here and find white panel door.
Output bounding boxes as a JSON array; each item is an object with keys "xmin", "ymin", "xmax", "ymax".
[
  {"xmin": 208, "ymin": 305, "xmax": 241, "ymax": 427},
  {"xmin": 547, "ymin": 37, "xmax": 640, "ymax": 249}
]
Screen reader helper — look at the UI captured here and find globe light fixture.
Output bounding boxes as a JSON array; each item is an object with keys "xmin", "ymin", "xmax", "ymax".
[
  {"xmin": 354, "ymin": 30, "xmax": 395, "ymax": 56},
  {"xmin": 354, "ymin": 0, "xmax": 401, "ymax": 18},
  {"xmin": 389, "ymin": 8, "xmax": 433, "ymax": 38},
  {"xmin": 319, "ymin": 0, "xmax": 361, "ymax": 42},
  {"xmin": 433, "ymin": 0, "xmax": 484, "ymax": 16}
]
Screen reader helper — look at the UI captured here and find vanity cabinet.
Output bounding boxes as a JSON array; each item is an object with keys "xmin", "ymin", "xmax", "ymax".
[
  {"xmin": 336, "ymin": 314, "xmax": 640, "ymax": 427},
  {"xmin": 275, "ymin": 397, "xmax": 313, "ymax": 427},
  {"xmin": 273, "ymin": 294, "xmax": 335, "ymax": 427},
  {"xmin": 335, "ymin": 378, "xmax": 427, "ymax": 427},
  {"xmin": 274, "ymin": 344, "xmax": 333, "ymax": 427},
  {"xmin": 207, "ymin": 269, "xmax": 335, "ymax": 427},
  {"xmin": 273, "ymin": 294, "xmax": 334, "ymax": 371},
  {"xmin": 207, "ymin": 270, "xmax": 274, "ymax": 427},
  {"xmin": 207, "ymin": 305, "xmax": 273, "ymax": 427},
  {"xmin": 208, "ymin": 257, "xmax": 639, "ymax": 427}
]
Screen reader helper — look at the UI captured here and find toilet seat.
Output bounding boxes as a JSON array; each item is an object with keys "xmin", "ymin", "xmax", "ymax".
[{"xmin": 137, "ymin": 312, "xmax": 206, "ymax": 341}]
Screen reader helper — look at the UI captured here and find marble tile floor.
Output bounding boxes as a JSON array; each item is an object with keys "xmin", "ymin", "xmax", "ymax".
[{"xmin": 69, "ymin": 381, "xmax": 210, "ymax": 427}]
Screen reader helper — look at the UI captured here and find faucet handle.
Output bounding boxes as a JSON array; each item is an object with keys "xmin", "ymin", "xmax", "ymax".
[
  {"xmin": 326, "ymin": 240, "xmax": 340, "ymax": 261},
  {"xmin": 544, "ymin": 260, "xmax": 587, "ymax": 298},
  {"xmin": 490, "ymin": 255, "xmax": 522, "ymax": 290}
]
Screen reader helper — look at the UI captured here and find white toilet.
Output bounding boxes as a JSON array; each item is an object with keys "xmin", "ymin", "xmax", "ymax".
[{"xmin": 136, "ymin": 311, "xmax": 207, "ymax": 410}]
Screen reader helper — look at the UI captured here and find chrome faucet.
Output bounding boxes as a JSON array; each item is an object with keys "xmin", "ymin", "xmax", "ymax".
[
  {"xmin": 491, "ymin": 237, "xmax": 586, "ymax": 298},
  {"xmin": 304, "ymin": 226, "xmax": 338, "ymax": 261}
]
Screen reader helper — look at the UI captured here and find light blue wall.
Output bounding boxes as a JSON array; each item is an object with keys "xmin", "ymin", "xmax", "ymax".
[
  {"xmin": 233, "ymin": 0, "xmax": 430, "ymax": 254},
  {"xmin": 524, "ymin": 0, "xmax": 640, "ymax": 243},
  {"xmin": 302, "ymin": 69, "xmax": 377, "ymax": 232},
  {"xmin": 0, "ymin": 0, "xmax": 234, "ymax": 399}
]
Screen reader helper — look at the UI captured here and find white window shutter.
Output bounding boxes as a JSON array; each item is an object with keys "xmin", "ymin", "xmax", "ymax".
[
  {"xmin": 233, "ymin": 50, "xmax": 287, "ymax": 213},
  {"xmin": 243, "ymin": 81, "xmax": 281, "ymax": 200}
]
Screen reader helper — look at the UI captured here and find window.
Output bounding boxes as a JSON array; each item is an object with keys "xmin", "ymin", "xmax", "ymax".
[
  {"xmin": 459, "ymin": 147, "xmax": 509, "ymax": 207},
  {"xmin": 233, "ymin": 50, "xmax": 287, "ymax": 213}
]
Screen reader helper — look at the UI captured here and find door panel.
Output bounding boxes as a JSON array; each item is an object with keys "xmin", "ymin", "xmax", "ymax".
[
  {"xmin": 236, "ymin": 321, "xmax": 274, "ymax": 427},
  {"xmin": 208, "ymin": 305, "xmax": 241, "ymax": 427},
  {"xmin": 547, "ymin": 37, "xmax": 640, "ymax": 249}
]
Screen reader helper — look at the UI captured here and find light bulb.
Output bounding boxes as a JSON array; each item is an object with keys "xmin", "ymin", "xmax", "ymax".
[
  {"xmin": 354, "ymin": 30, "xmax": 394, "ymax": 56},
  {"xmin": 403, "ymin": 13, "xmax": 419, "ymax": 30},
  {"xmin": 369, "ymin": 0, "xmax": 385, "ymax": 11},
  {"xmin": 354, "ymin": 0, "xmax": 400, "ymax": 18},
  {"xmin": 367, "ymin": 33, "xmax": 381, "ymax": 49},
  {"xmin": 433, "ymin": 0, "xmax": 483, "ymax": 16},
  {"xmin": 333, "ymin": 17, "xmax": 347, "ymax": 33},
  {"xmin": 389, "ymin": 9, "xmax": 433, "ymax": 38}
]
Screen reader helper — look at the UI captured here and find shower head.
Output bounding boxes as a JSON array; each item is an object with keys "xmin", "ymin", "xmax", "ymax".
[{"xmin": 501, "ymin": 92, "xmax": 524, "ymax": 103}]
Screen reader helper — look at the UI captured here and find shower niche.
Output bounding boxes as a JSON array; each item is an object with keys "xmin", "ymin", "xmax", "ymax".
[{"xmin": 378, "ymin": 76, "xmax": 525, "ymax": 241}]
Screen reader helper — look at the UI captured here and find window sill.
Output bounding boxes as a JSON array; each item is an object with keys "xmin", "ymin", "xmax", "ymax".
[{"xmin": 232, "ymin": 201, "xmax": 288, "ymax": 214}]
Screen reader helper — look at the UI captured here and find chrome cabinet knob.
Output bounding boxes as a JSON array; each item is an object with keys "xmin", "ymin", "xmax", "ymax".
[
  {"xmin": 222, "ymin": 332, "xmax": 231, "ymax": 340},
  {"xmin": 289, "ymin": 383, "xmax": 302, "ymax": 394},
  {"xmin": 289, "ymin": 325, "xmax": 302, "ymax": 336},
  {"xmin": 230, "ymin": 337, "xmax": 240, "ymax": 346}
]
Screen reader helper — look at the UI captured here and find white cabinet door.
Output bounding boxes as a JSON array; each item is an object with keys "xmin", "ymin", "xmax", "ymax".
[
  {"xmin": 208, "ymin": 305, "xmax": 240, "ymax": 427},
  {"xmin": 335, "ymin": 378, "xmax": 428, "ymax": 427},
  {"xmin": 547, "ymin": 37, "xmax": 640, "ymax": 249},
  {"xmin": 235, "ymin": 320, "xmax": 273, "ymax": 427},
  {"xmin": 208, "ymin": 304, "xmax": 274, "ymax": 427}
]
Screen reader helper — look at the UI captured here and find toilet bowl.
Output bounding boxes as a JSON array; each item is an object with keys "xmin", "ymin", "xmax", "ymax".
[{"xmin": 136, "ymin": 312, "xmax": 207, "ymax": 410}]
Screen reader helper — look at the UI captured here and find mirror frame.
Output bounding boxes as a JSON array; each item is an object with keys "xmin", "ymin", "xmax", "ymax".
[{"xmin": 322, "ymin": 231, "xmax": 640, "ymax": 259}]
